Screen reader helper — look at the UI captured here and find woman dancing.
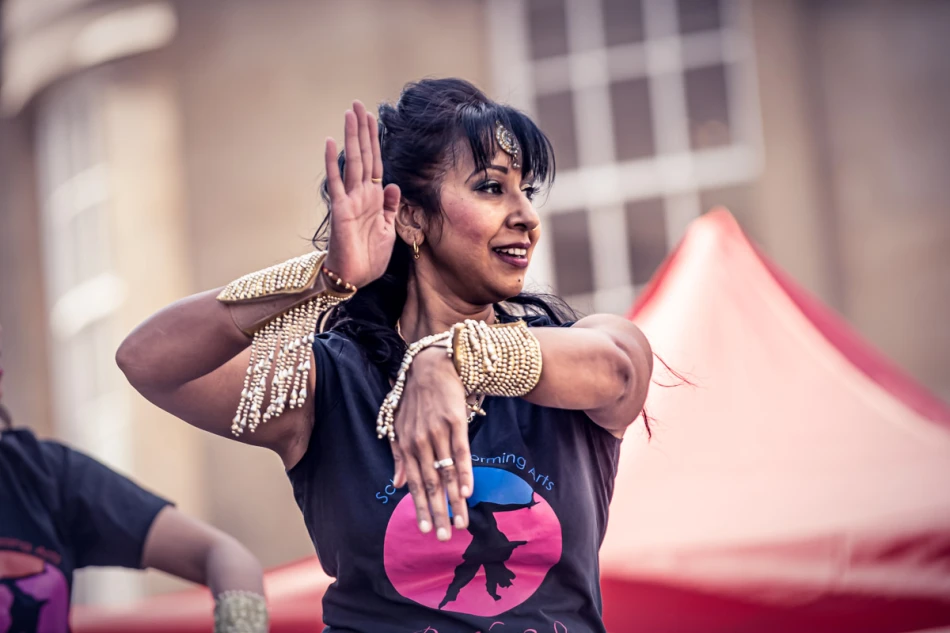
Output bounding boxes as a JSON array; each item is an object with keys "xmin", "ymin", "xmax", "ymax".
[{"xmin": 117, "ymin": 78, "xmax": 652, "ymax": 632}]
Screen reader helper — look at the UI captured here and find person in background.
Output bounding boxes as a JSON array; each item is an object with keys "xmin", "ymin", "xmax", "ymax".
[{"xmin": 0, "ymin": 322, "xmax": 269, "ymax": 633}]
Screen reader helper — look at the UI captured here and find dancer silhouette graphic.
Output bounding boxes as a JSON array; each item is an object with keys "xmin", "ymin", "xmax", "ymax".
[
  {"xmin": 439, "ymin": 496, "xmax": 540, "ymax": 609},
  {"xmin": 0, "ymin": 576, "xmax": 48, "ymax": 633}
]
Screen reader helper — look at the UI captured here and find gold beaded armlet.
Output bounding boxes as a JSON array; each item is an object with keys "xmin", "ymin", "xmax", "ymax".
[
  {"xmin": 451, "ymin": 319, "xmax": 542, "ymax": 397},
  {"xmin": 217, "ymin": 250, "xmax": 355, "ymax": 437}
]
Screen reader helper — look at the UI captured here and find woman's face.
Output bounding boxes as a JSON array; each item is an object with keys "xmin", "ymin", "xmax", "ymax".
[{"xmin": 424, "ymin": 146, "xmax": 542, "ymax": 305}]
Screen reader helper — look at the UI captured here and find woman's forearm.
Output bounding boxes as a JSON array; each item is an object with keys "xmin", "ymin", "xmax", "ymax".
[
  {"xmin": 116, "ymin": 289, "xmax": 248, "ymax": 392},
  {"xmin": 116, "ymin": 273, "xmax": 333, "ymax": 393},
  {"xmin": 525, "ymin": 314, "xmax": 652, "ymax": 431},
  {"xmin": 527, "ymin": 319, "xmax": 636, "ymax": 408},
  {"xmin": 412, "ymin": 314, "xmax": 651, "ymax": 433}
]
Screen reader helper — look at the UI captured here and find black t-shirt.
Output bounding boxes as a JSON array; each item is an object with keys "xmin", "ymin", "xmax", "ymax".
[
  {"xmin": 288, "ymin": 317, "xmax": 622, "ymax": 633},
  {"xmin": 0, "ymin": 428, "xmax": 171, "ymax": 631}
]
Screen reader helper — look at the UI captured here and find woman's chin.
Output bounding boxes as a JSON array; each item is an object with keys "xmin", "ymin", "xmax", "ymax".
[{"xmin": 491, "ymin": 279, "xmax": 527, "ymax": 303}]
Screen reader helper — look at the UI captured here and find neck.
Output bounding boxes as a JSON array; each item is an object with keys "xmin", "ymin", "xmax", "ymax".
[{"xmin": 399, "ymin": 266, "xmax": 495, "ymax": 343}]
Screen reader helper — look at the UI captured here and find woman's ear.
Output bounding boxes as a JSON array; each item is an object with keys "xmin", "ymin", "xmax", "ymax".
[{"xmin": 395, "ymin": 202, "xmax": 427, "ymax": 248}]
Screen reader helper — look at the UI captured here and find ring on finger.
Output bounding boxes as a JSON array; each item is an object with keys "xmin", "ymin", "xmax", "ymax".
[
  {"xmin": 371, "ymin": 177, "xmax": 382, "ymax": 183},
  {"xmin": 433, "ymin": 458, "xmax": 455, "ymax": 470}
]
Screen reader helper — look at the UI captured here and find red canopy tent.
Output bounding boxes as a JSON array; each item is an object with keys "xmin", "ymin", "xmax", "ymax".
[
  {"xmin": 73, "ymin": 210, "xmax": 950, "ymax": 632},
  {"xmin": 600, "ymin": 209, "xmax": 950, "ymax": 632}
]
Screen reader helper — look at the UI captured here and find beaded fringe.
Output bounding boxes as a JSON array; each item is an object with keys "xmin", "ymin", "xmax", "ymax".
[{"xmin": 231, "ymin": 295, "xmax": 342, "ymax": 437}]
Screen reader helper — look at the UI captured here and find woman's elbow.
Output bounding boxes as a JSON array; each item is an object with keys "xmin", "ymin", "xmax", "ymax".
[
  {"xmin": 115, "ymin": 334, "xmax": 147, "ymax": 389},
  {"xmin": 612, "ymin": 324, "xmax": 652, "ymax": 407}
]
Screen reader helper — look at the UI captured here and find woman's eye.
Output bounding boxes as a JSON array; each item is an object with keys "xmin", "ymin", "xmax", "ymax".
[
  {"xmin": 477, "ymin": 181, "xmax": 503, "ymax": 195},
  {"xmin": 521, "ymin": 186, "xmax": 538, "ymax": 201}
]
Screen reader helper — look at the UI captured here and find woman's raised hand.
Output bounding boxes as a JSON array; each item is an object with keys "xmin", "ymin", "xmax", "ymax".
[{"xmin": 323, "ymin": 101, "xmax": 400, "ymax": 288}]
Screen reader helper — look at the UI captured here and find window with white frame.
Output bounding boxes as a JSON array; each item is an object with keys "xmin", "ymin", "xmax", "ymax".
[
  {"xmin": 489, "ymin": 0, "xmax": 762, "ymax": 314},
  {"xmin": 35, "ymin": 77, "xmax": 137, "ymax": 605}
]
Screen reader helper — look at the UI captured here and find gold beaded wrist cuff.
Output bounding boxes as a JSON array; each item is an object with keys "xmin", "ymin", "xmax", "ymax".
[
  {"xmin": 451, "ymin": 319, "xmax": 542, "ymax": 397},
  {"xmin": 217, "ymin": 251, "xmax": 355, "ymax": 437},
  {"xmin": 376, "ymin": 331, "xmax": 454, "ymax": 441},
  {"xmin": 214, "ymin": 590, "xmax": 268, "ymax": 633}
]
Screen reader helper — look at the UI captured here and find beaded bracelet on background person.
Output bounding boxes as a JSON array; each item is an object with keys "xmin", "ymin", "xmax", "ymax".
[
  {"xmin": 377, "ymin": 319, "xmax": 543, "ymax": 441},
  {"xmin": 214, "ymin": 590, "xmax": 269, "ymax": 633},
  {"xmin": 216, "ymin": 250, "xmax": 356, "ymax": 437}
]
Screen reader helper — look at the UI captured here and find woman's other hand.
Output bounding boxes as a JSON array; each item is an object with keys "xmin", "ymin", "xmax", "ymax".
[
  {"xmin": 391, "ymin": 347, "xmax": 474, "ymax": 541},
  {"xmin": 323, "ymin": 100, "xmax": 400, "ymax": 288}
]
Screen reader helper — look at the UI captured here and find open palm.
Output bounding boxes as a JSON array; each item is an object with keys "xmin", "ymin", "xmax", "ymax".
[{"xmin": 323, "ymin": 101, "xmax": 400, "ymax": 288}]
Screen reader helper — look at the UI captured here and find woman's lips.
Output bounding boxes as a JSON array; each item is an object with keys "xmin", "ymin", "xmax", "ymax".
[{"xmin": 493, "ymin": 250, "xmax": 529, "ymax": 269}]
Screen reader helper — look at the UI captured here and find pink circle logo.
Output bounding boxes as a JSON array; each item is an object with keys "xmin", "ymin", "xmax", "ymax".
[
  {"xmin": 383, "ymin": 466, "xmax": 562, "ymax": 617},
  {"xmin": 0, "ymin": 551, "xmax": 69, "ymax": 633}
]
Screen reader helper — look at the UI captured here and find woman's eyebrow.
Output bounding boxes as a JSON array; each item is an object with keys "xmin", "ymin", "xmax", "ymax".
[{"xmin": 466, "ymin": 165, "xmax": 509, "ymax": 182}]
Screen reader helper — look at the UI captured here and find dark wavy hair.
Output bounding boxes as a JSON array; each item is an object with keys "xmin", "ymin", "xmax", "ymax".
[{"xmin": 313, "ymin": 78, "xmax": 575, "ymax": 380}]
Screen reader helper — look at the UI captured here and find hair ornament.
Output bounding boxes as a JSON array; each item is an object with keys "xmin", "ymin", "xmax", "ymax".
[{"xmin": 494, "ymin": 121, "xmax": 522, "ymax": 170}]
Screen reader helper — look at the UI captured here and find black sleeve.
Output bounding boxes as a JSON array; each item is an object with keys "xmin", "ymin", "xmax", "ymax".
[{"xmin": 42, "ymin": 441, "xmax": 172, "ymax": 570}]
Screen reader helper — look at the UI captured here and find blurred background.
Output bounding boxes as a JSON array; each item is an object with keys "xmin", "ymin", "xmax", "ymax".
[{"xmin": 0, "ymin": 0, "xmax": 948, "ymax": 607}]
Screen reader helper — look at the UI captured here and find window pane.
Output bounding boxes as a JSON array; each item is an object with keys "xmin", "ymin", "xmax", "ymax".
[
  {"xmin": 76, "ymin": 207, "xmax": 108, "ymax": 284},
  {"xmin": 611, "ymin": 78, "xmax": 655, "ymax": 160},
  {"xmin": 528, "ymin": 0, "xmax": 569, "ymax": 59},
  {"xmin": 626, "ymin": 198, "xmax": 667, "ymax": 285},
  {"xmin": 685, "ymin": 64, "xmax": 731, "ymax": 149},
  {"xmin": 536, "ymin": 91, "xmax": 579, "ymax": 170},
  {"xmin": 92, "ymin": 318, "xmax": 117, "ymax": 396},
  {"xmin": 603, "ymin": 0, "xmax": 645, "ymax": 46},
  {"xmin": 68, "ymin": 332, "xmax": 97, "ymax": 404},
  {"xmin": 550, "ymin": 210, "xmax": 595, "ymax": 295},
  {"xmin": 677, "ymin": 0, "xmax": 722, "ymax": 34}
]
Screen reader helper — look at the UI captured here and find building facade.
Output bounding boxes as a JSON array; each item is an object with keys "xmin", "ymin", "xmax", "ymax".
[{"xmin": 1, "ymin": 0, "xmax": 948, "ymax": 604}]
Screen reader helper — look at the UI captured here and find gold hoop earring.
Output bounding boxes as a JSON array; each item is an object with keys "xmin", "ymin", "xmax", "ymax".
[{"xmin": 412, "ymin": 239, "xmax": 420, "ymax": 260}]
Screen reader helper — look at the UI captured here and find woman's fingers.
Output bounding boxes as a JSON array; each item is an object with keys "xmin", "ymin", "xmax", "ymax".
[
  {"xmin": 324, "ymin": 138, "xmax": 345, "ymax": 202},
  {"xmin": 451, "ymin": 421, "xmax": 474, "ymax": 500},
  {"xmin": 419, "ymin": 450, "xmax": 453, "ymax": 542},
  {"xmin": 433, "ymin": 428, "xmax": 468, "ymax": 530},
  {"xmin": 391, "ymin": 440, "xmax": 407, "ymax": 488},
  {"xmin": 401, "ymin": 446, "xmax": 433, "ymax": 535},
  {"xmin": 353, "ymin": 101, "xmax": 374, "ymax": 183},
  {"xmin": 369, "ymin": 112, "xmax": 384, "ymax": 182},
  {"xmin": 343, "ymin": 109, "xmax": 362, "ymax": 190}
]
